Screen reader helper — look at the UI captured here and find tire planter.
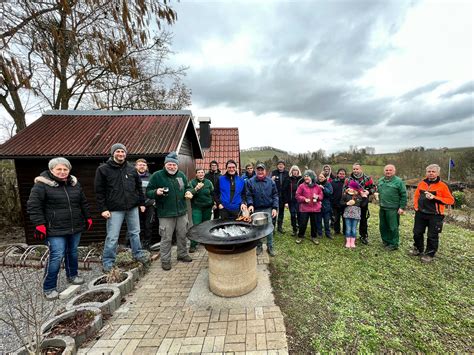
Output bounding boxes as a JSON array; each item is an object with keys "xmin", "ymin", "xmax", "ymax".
[
  {"xmin": 41, "ymin": 306, "xmax": 102, "ymax": 348},
  {"xmin": 88, "ymin": 271, "xmax": 133, "ymax": 296},
  {"xmin": 12, "ymin": 335, "xmax": 76, "ymax": 355},
  {"xmin": 129, "ymin": 264, "xmax": 145, "ymax": 282},
  {"xmin": 66, "ymin": 286, "xmax": 121, "ymax": 316}
]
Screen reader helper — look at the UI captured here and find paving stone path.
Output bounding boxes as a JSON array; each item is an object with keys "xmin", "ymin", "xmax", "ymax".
[{"xmin": 80, "ymin": 247, "xmax": 289, "ymax": 354}]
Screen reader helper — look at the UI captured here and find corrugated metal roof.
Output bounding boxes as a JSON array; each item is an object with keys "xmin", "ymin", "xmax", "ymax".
[
  {"xmin": 0, "ymin": 110, "xmax": 199, "ymax": 158},
  {"xmin": 195, "ymin": 128, "xmax": 241, "ymax": 171}
]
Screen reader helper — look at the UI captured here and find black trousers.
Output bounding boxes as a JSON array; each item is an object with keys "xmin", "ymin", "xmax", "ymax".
[
  {"xmin": 298, "ymin": 212, "xmax": 317, "ymax": 239},
  {"xmin": 413, "ymin": 211, "xmax": 444, "ymax": 257},
  {"xmin": 139, "ymin": 206, "xmax": 156, "ymax": 247},
  {"xmin": 359, "ymin": 205, "xmax": 369, "ymax": 239},
  {"xmin": 273, "ymin": 199, "xmax": 285, "ymax": 228},
  {"xmin": 332, "ymin": 205, "xmax": 346, "ymax": 235}
]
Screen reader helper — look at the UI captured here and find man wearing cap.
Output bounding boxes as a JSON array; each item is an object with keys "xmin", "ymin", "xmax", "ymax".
[
  {"xmin": 95, "ymin": 143, "xmax": 147, "ymax": 272},
  {"xmin": 246, "ymin": 163, "xmax": 279, "ymax": 256},
  {"xmin": 205, "ymin": 160, "xmax": 221, "ymax": 219},
  {"xmin": 271, "ymin": 160, "xmax": 290, "ymax": 233},
  {"xmin": 146, "ymin": 152, "xmax": 193, "ymax": 271}
]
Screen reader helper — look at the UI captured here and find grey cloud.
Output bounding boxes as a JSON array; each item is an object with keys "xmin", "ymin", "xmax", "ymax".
[
  {"xmin": 388, "ymin": 96, "xmax": 473, "ymax": 126},
  {"xmin": 399, "ymin": 81, "xmax": 447, "ymax": 101},
  {"xmin": 441, "ymin": 81, "xmax": 474, "ymax": 98}
]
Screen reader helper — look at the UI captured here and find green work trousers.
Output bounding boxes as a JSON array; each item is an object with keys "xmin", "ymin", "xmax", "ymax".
[
  {"xmin": 379, "ymin": 208, "xmax": 400, "ymax": 247},
  {"xmin": 190, "ymin": 207, "xmax": 213, "ymax": 248}
]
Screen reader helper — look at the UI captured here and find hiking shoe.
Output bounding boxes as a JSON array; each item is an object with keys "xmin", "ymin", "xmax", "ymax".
[
  {"xmin": 277, "ymin": 226, "xmax": 284, "ymax": 234},
  {"xmin": 310, "ymin": 238, "xmax": 320, "ymax": 245},
  {"xmin": 409, "ymin": 248, "xmax": 422, "ymax": 256},
  {"xmin": 162, "ymin": 262, "xmax": 171, "ymax": 271},
  {"xmin": 189, "ymin": 246, "xmax": 197, "ymax": 253},
  {"xmin": 67, "ymin": 276, "xmax": 84, "ymax": 285},
  {"xmin": 268, "ymin": 247, "xmax": 276, "ymax": 257},
  {"xmin": 177, "ymin": 255, "xmax": 192, "ymax": 262},
  {"xmin": 295, "ymin": 237, "xmax": 303, "ymax": 244},
  {"xmin": 292, "ymin": 229, "xmax": 298, "ymax": 236},
  {"xmin": 256, "ymin": 245, "xmax": 263, "ymax": 255},
  {"xmin": 326, "ymin": 234, "xmax": 333, "ymax": 240},
  {"xmin": 421, "ymin": 255, "xmax": 434, "ymax": 263},
  {"xmin": 44, "ymin": 290, "xmax": 59, "ymax": 301},
  {"xmin": 385, "ymin": 245, "xmax": 399, "ymax": 251},
  {"xmin": 360, "ymin": 237, "xmax": 369, "ymax": 245}
]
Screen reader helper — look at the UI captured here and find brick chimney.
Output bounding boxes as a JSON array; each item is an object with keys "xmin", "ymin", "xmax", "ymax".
[{"xmin": 198, "ymin": 117, "xmax": 211, "ymax": 149}]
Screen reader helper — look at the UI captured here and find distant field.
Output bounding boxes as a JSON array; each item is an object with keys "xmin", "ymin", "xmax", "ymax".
[{"xmin": 241, "ymin": 150, "xmax": 292, "ymax": 165}]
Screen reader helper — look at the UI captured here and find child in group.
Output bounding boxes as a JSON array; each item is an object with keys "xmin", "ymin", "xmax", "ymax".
[{"xmin": 341, "ymin": 180, "xmax": 369, "ymax": 248}]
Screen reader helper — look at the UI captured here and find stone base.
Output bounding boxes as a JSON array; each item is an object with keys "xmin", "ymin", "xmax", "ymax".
[{"xmin": 208, "ymin": 247, "xmax": 257, "ymax": 297}]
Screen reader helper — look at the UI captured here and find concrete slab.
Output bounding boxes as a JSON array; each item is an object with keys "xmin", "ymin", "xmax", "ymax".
[
  {"xmin": 59, "ymin": 284, "xmax": 81, "ymax": 299},
  {"xmin": 185, "ymin": 264, "xmax": 275, "ymax": 309}
]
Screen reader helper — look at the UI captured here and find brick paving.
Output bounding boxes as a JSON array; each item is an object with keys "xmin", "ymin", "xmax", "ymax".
[{"xmin": 79, "ymin": 247, "xmax": 288, "ymax": 354}]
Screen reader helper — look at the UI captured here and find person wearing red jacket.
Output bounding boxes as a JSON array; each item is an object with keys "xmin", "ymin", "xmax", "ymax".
[{"xmin": 411, "ymin": 164, "xmax": 454, "ymax": 263}]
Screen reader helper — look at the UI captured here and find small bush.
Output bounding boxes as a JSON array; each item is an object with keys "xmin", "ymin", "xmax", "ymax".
[{"xmin": 452, "ymin": 191, "xmax": 466, "ymax": 208}]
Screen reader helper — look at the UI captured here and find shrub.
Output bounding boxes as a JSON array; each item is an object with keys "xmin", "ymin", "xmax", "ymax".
[{"xmin": 452, "ymin": 191, "xmax": 466, "ymax": 208}]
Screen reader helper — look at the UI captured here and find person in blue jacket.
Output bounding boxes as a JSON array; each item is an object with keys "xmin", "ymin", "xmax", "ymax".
[
  {"xmin": 246, "ymin": 163, "xmax": 279, "ymax": 256},
  {"xmin": 214, "ymin": 159, "xmax": 247, "ymax": 219}
]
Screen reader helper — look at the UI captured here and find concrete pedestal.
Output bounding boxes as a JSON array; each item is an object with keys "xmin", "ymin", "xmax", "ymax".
[{"xmin": 207, "ymin": 247, "xmax": 257, "ymax": 297}]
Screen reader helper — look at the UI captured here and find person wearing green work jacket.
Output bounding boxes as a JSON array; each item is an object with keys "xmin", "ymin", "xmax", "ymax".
[
  {"xmin": 146, "ymin": 152, "xmax": 193, "ymax": 271},
  {"xmin": 376, "ymin": 164, "xmax": 407, "ymax": 251},
  {"xmin": 188, "ymin": 168, "xmax": 215, "ymax": 253}
]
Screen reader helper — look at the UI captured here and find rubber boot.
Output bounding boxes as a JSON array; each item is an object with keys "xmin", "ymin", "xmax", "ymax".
[
  {"xmin": 345, "ymin": 238, "xmax": 351, "ymax": 248},
  {"xmin": 350, "ymin": 237, "xmax": 356, "ymax": 248}
]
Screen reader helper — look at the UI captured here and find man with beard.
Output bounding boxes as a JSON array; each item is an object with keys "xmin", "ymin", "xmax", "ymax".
[
  {"xmin": 135, "ymin": 159, "xmax": 155, "ymax": 250},
  {"xmin": 95, "ymin": 143, "xmax": 146, "ymax": 272},
  {"xmin": 344, "ymin": 163, "xmax": 376, "ymax": 245},
  {"xmin": 205, "ymin": 160, "xmax": 221, "ymax": 219},
  {"xmin": 146, "ymin": 152, "xmax": 192, "ymax": 271}
]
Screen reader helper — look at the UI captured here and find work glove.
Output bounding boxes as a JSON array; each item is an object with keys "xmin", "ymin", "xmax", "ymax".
[
  {"xmin": 87, "ymin": 218, "xmax": 93, "ymax": 231},
  {"xmin": 34, "ymin": 225, "xmax": 46, "ymax": 241}
]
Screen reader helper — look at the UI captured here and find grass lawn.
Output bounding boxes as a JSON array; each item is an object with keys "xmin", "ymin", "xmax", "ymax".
[{"xmin": 269, "ymin": 204, "xmax": 473, "ymax": 353}]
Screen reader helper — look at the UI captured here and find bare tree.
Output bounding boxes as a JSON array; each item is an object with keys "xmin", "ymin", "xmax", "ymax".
[{"xmin": 0, "ymin": 0, "xmax": 184, "ymax": 133}]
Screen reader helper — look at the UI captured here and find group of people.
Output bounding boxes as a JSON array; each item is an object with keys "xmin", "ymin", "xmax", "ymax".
[{"xmin": 26, "ymin": 143, "xmax": 454, "ymax": 300}]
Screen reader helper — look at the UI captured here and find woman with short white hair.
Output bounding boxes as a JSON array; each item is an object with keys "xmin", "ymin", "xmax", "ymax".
[{"xmin": 27, "ymin": 157, "xmax": 92, "ymax": 300}]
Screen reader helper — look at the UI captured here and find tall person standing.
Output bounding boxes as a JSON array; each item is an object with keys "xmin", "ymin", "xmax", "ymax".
[{"xmin": 271, "ymin": 160, "xmax": 289, "ymax": 233}]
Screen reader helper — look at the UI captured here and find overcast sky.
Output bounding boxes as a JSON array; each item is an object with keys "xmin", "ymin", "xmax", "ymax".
[{"xmin": 166, "ymin": 0, "xmax": 473, "ymax": 154}]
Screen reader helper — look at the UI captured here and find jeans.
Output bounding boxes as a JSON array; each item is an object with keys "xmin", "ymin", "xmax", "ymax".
[
  {"xmin": 159, "ymin": 214, "xmax": 189, "ymax": 263},
  {"xmin": 256, "ymin": 208, "xmax": 274, "ymax": 250},
  {"xmin": 321, "ymin": 209, "xmax": 332, "ymax": 236},
  {"xmin": 345, "ymin": 218, "xmax": 359, "ymax": 238},
  {"xmin": 288, "ymin": 200, "xmax": 299, "ymax": 231},
  {"xmin": 103, "ymin": 208, "xmax": 144, "ymax": 270},
  {"xmin": 44, "ymin": 233, "xmax": 81, "ymax": 292}
]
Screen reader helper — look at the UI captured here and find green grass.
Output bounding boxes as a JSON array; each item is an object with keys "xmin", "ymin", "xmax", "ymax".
[{"xmin": 269, "ymin": 205, "xmax": 473, "ymax": 353}]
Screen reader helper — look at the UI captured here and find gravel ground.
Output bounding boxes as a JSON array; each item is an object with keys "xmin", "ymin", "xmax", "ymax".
[{"xmin": 0, "ymin": 228, "xmax": 102, "ymax": 354}]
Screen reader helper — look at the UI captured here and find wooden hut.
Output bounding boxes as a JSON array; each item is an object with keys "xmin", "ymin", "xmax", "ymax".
[{"xmin": 0, "ymin": 110, "xmax": 203, "ymax": 245}]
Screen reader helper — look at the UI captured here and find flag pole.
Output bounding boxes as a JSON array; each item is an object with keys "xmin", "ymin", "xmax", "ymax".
[{"xmin": 448, "ymin": 157, "xmax": 451, "ymax": 182}]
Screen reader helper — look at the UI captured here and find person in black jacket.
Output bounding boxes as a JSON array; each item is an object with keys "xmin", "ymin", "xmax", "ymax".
[
  {"xmin": 135, "ymin": 158, "xmax": 156, "ymax": 250},
  {"xmin": 286, "ymin": 165, "xmax": 302, "ymax": 236},
  {"xmin": 205, "ymin": 160, "xmax": 221, "ymax": 219},
  {"xmin": 95, "ymin": 143, "xmax": 147, "ymax": 272},
  {"xmin": 271, "ymin": 160, "xmax": 290, "ymax": 233},
  {"xmin": 331, "ymin": 168, "xmax": 347, "ymax": 235},
  {"xmin": 27, "ymin": 157, "xmax": 91, "ymax": 300}
]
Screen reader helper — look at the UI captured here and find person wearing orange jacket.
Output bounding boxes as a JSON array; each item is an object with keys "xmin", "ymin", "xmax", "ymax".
[{"xmin": 411, "ymin": 164, "xmax": 454, "ymax": 263}]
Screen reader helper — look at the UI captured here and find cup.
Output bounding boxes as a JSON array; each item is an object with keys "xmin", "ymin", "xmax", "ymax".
[{"xmin": 162, "ymin": 187, "xmax": 169, "ymax": 196}]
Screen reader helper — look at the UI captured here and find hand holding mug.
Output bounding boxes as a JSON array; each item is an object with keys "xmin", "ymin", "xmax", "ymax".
[{"xmin": 347, "ymin": 199, "xmax": 355, "ymax": 206}]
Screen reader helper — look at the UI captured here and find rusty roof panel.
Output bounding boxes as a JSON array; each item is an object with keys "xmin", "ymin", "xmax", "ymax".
[{"xmin": 0, "ymin": 111, "xmax": 195, "ymax": 158}]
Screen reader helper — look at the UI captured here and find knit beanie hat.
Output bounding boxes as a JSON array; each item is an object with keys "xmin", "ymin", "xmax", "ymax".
[
  {"xmin": 165, "ymin": 151, "xmax": 179, "ymax": 165},
  {"xmin": 303, "ymin": 170, "xmax": 316, "ymax": 185},
  {"xmin": 110, "ymin": 143, "xmax": 127, "ymax": 155}
]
